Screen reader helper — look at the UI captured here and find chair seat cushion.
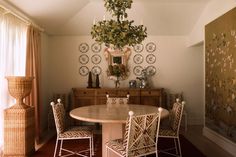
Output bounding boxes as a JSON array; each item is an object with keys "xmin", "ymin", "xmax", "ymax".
[
  {"xmin": 106, "ymin": 139, "xmax": 126, "ymax": 156},
  {"xmin": 159, "ymin": 128, "xmax": 177, "ymax": 137},
  {"xmin": 59, "ymin": 126, "xmax": 92, "ymax": 138},
  {"xmin": 106, "ymin": 138, "xmax": 156, "ymax": 156}
]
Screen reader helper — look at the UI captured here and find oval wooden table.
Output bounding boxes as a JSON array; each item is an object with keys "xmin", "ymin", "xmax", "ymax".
[{"xmin": 70, "ymin": 104, "xmax": 169, "ymax": 157}]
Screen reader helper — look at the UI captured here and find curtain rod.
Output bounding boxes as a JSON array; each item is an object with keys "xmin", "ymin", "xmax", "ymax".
[{"xmin": 0, "ymin": 5, "xmax": 44, "ymax": 32}]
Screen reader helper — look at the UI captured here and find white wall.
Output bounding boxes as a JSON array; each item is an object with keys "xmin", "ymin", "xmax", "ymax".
[
  {"xmin": 187, "ymin": 0, "xmax": 236, "ymax": 46},
  {"xmin": 44, "ymin": 35, "xmax": 204, "ymax": 126},
  {"xmin": 41, "ymin": 32, "xmax": 50, "ymax": 133}
]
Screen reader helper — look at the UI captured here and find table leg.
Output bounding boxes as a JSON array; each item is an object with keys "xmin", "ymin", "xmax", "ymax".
[{"xmin": 102, "ymin": 123, "xmax": 123, "ymax": 157}]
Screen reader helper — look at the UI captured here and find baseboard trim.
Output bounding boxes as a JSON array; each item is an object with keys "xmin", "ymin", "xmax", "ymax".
[{"xmin": 203, "ymin": 126, "xmax": 236, "ymax": 156}]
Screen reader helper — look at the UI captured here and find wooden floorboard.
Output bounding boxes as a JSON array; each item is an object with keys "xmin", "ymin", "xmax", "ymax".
[{"xmin": 33, "ymin": 134, "xmax": 206, "ymax": 157}]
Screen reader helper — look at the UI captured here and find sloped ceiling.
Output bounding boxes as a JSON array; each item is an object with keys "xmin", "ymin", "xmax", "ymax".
[{"xmin": 3, "ymin": 0, "xmax": 210, "ymax": 36}]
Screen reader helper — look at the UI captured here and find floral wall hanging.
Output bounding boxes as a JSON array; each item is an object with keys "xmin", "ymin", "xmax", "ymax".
[{"xmin": 205, "ymin": 7, "xmax": 236, "ymax": 143}]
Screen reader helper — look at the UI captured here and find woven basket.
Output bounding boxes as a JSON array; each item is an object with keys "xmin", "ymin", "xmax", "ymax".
[
  {"xmin": 4, "ymin": 76, "xmax": 35, "ymax": 156},
  {"xmin": 4, "ymin": 107, "xmax": 35, "ymax": 156}
]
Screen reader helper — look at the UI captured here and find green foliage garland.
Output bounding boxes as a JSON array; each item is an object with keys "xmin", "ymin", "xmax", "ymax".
[
  {"xmin": 91, "ymin": 0, "xmax": 147, "ymax": 49},
  {"xmin": 104, "ymin": 0, "xmax": 132, "ymax": 19}
]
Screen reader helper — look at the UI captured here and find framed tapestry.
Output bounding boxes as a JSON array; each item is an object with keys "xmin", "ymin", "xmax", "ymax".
[{"xmin": 205, "ymin": 7, "xmax": 236, "ymax": 143}]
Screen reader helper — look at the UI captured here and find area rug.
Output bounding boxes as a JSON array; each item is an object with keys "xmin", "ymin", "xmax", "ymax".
[{"xmin": 33, "ymin": 134, "xmax": 206, "ymax": 157}]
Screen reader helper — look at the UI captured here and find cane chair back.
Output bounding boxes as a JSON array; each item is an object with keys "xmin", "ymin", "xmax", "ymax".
[
  {"xmin": 106, "ymin": 94, "xmax": 130, "ymax": 107},
  {"xmin": 106, "ymin": 108, "xmax": 162, "ymax": 157},
  {"xmin": 170, "ymin": 99, "xmax": 184, "ymax": 132},
  {"xmin": 48, "ymin": 93, "xmax": 69, "ymax": 131},
  {"xmin": 168, "ymin": 93, "xmax": 188, "ymax": 131},
  {"xmin": 51, "ymin": 99, "xmax": 94, "ymax": 157},
  {"xmin": 51, "ymin": 100, "xmax": 66, "ymax": 134},
  {"xmin": 159, "ymin": 99, "xmax": 185, "ymax": 157}
]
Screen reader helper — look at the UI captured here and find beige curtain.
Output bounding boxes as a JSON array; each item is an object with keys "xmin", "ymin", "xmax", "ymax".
[{"xmin": 25, "ymin": 25, "xmax": 41, "ymax": 143}]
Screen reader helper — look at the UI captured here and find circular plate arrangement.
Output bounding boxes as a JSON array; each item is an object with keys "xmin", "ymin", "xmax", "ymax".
[
  {"xmin": 91, "ymin": 43, "xmax": 101, "ymax": 53},
  {"xmin": 79, "ymin": 54, "xmax": 89, "ymax": 64},
  {"xmin": 133, "ymin": 66, "xmax": 143, "ymax": 76},
  {"xmin": 133, "ymin": 54, "xmax": 143, "ymax": 64},
  {"xmin": 146, "ymin": 54, "xmax": 156, "ymax": 64},
  {"xmin": 79, "ymin": 43, "xmax": 89, "ymax": 53},
  {"xmin": 79, "ymin": 66, "xmax": 89, "ymax": 76},
  {"xmin": 146, "ymin": 66, "xmax": 156, "ymax": 76},
  {"xmin": 133, "ymin": 44, "xmax": 144, "ymax": 53},
  {"xmin": 145, "ymin": 42, "xmax": 156, "ymax": 53},
  {"xmin": 91, "ymin": 54, "xmax": 101, "ymax": 64},
  {"xmin": 91, "ymin": 66, "xmax": 102, "ymax": 75}
]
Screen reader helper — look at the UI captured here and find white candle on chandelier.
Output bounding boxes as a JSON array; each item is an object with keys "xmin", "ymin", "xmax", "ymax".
[
  {"xmin": 140, "ymin": 19, "xmax": 143, "ymax": 25},
  {"xmin": 93, "ymin": 18, "xmax": 96, "ymax": 25},
  {"xmin": 103, "ymin": 15, "xmax": 106, "ymax": 21},
  {"xmin": 120, "ymin": 15, "xmax": 124, "ymax": 21}
]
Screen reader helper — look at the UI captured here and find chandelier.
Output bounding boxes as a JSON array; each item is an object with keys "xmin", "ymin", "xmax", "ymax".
[{"xmin": 91, "ymin": 0, "xmax": 147, "ymax": 50}]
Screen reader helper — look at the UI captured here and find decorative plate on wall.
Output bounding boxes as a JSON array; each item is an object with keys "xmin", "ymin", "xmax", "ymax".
[
  {"xmin": 146, "ymin": 65, "xmax": 156, "ymax": 76},
  {"xmin": 79, "ymin": 54, "xmax": 89, "ymax": 64},
  {"xmin": 146, "ymin": 54, "xmax": 156, "ymax": 64},
  {"xmin": 91, "ymin": 43, "xmax": 101, "ymax": 53},
  {"xmin": 79, "ymin": 43, "xmax": 89, "ymax": 53},
  {"xmin": 145, "ymin": 42, "xmax": 156, "ymax": 53},
  {"xmin": 133, "ymin": 54, "xmax": 143, "ymax": 64},
  {"xmin": 91, "ymin": 54, "xmax": 101, "ymax": 64},
  {"xmin": 91, "ymin": 66, "xmax": 102, "ymax": 75},
  {"xmin": 79, "ymin": 66, "xmax": 89, "ymax": 76},
  {"xmin": 133, "ymin": 44, "xmax": 144, "ymax": 53},
  {"xmin": 133, "ymin": 66, "xmax": 143, "ymax": 76}
]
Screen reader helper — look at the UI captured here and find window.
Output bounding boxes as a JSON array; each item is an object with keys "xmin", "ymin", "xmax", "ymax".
[{"xmin": 0, "ymin": 9, "xmax": 27, "ymax": 150}]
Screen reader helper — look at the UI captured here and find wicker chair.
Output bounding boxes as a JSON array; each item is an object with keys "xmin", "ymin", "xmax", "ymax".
[
  {"xmin": 106, "ymin": 108, "xmax": 162, "ymax": 157},
  {"xmin": 159, "ymin": 99, "xmax": 185, "ymax": 157},
  {"xmin": 168, "ymin": 93, "xmax": 188, "ymax": 131},
  {"xmin": 106, "ymin": 94, "xmax": 130, "ymax": 107},
  {"xmin": 51, "ymin": 99, "xmax": 94, "ymax": 157}
]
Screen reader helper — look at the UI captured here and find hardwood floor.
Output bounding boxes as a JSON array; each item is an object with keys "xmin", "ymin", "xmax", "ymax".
[
  {"xmin": 182, "ymin": 125, "xmax": 233, "ymax": 157},
  {"xmin": 38, "ymin": 125, "xmax": 233, "ymax": 157}
]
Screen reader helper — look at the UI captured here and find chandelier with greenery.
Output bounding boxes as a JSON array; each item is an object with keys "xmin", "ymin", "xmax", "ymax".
[{"xmin": 91, "ymin": 0, "xmax": 147, "ymax": 50}]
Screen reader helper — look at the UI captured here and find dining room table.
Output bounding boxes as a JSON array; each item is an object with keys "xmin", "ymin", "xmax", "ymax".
[{"xmin": 70, "ymin": 104, "xmax": 169, "ymax": 157}]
